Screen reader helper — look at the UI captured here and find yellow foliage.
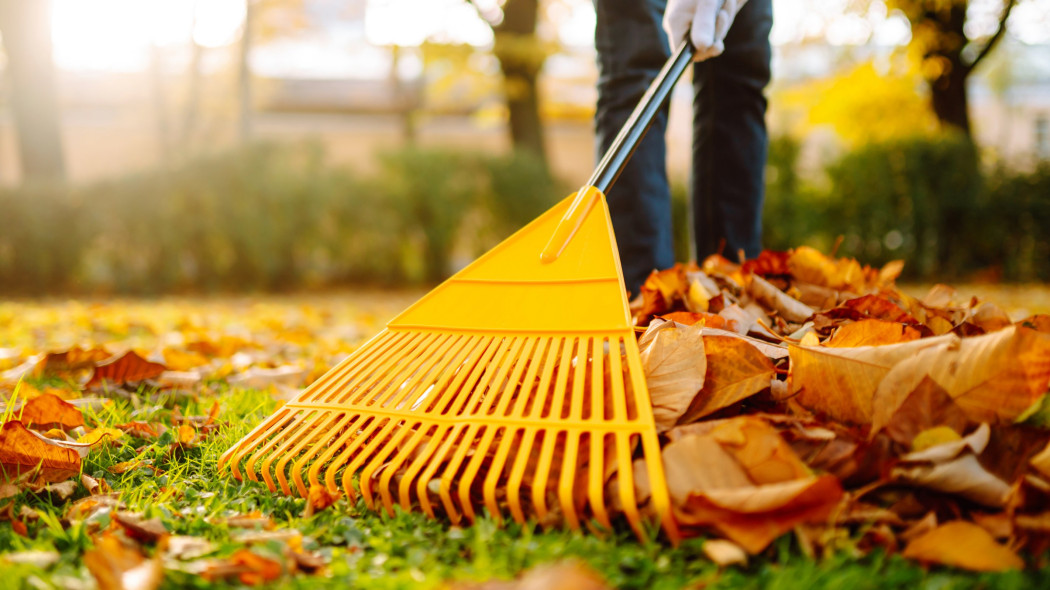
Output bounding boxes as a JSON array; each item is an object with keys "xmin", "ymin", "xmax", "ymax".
[{"xmin": 779, "ymin": 60, "xmax": 938, "ymax": 147}]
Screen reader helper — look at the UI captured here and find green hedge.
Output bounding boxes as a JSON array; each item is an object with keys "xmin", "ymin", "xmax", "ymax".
[
  {"xmin": 761, "ymin": 133, "xmax": 1050, "ymax": 282},
  {"xmin": 0, "ymin": 143, "xmax": 560, "ymax": 294},
  {"xmin": 2, "ymin": 137, "xmax": 1046, "ymax": 295}
]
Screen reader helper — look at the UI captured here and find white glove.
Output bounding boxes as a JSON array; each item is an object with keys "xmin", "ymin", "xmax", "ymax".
[{"xmin": 663, "ymin": 0, "xmax": 748, "ymax": 61}]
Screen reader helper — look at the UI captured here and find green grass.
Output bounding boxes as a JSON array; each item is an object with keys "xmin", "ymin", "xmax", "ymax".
[{"xmin": 3, "ymin": 386, "xmax": 1050, "ymax": 589}]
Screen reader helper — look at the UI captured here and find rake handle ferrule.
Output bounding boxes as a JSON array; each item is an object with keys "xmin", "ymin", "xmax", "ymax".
[{"xmin": 540, "ymin": 40, "xmax": 695, "ymax": 263}]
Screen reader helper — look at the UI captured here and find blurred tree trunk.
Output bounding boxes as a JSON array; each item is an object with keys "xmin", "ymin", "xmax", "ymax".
[
  {"xmin": 238, "ymin": 0, "xmax": 255, "ymax": 142},
  {"xmin": 0, "ymin": 0, "xmax": 66, "ymax": 182},
  {"xmin": 491, "ymin": 0, "xmax": 548, "ymax": 169},
  {"xmin": 390, "ymin": 45, "xmax": 418, "ymax": 144},
  {"xmin": 893, "ymin": 0, "xmax": 1017, "ymax": 138},
  {"xmin": 180, "ymin": 4, "xmax": 205, "ymax": 155}
]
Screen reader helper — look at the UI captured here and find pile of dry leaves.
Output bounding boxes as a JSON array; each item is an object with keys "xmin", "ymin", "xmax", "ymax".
[{"xmin": 631, "ymin": 247, "xmax": 1050, "ymax": 571}]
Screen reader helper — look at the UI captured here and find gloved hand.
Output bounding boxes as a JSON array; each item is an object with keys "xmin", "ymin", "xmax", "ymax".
[{"xmin": 663, "ymin": 0, "xmax": 748, "ymax": 61}]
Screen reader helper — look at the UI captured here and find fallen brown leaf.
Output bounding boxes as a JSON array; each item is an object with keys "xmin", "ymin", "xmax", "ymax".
[
  {"xmin": 789, "ymin": 335, "xmax": 953, "ymax": 424},
  {"xmin": 113, "ymin": 511, "xmax": 169, "ymax": 544},
  {"xmin": 747, "ymin": 274, "xmax": 813, "ymax": 324},
  {"xmin": 871, "ymin": 326, "xmax": 1050, "ymax": 429},
  {"xmin": 303, "ymin": 484, "xmax": 341, "ymax": 518},
  {"xmin": 824, "ymin": 319, "xmax": 921, "ymax": 348},
  {"xmin": 86, "ymin": 351, "xmax": 167, "ymax": 389},
  {"xmin": 678, "ymin": 334, "xmax": 776, "ymax": 423},
  {"xmin": 16, "ymin": 393, "xmax": 85, "ymax": 431},
  {"xmin": 638, "ymin": 320, "xmax": 706, "ymax": 432},
  {"xmin": 0, "ymin": 421, "xmax": 82, "ymax": 483},
  {"xmin": 84, "ymin": 532, "xmax": 164, "ymax": 590},
  {"xmin": 902, "ymin": 520, "xmax": 1024, "ymax": 572}
]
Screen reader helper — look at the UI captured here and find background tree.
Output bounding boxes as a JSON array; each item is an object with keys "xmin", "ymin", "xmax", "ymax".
[
  {"xmin": 470, "ymin": 0, "xmax": 549, "ymax": 170},
  {"xmin": 887, "ymin": 0, "xmax": 1018, "ymax": 137},
  {"xmin": 0, "ymin": 0, "xmax": 66, "ymax": 182}
]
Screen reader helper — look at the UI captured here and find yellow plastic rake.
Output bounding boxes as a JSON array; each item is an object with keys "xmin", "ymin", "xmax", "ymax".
[{"xmin": 218, "ymin": 41, "xmax": 696, "ymax": 541}]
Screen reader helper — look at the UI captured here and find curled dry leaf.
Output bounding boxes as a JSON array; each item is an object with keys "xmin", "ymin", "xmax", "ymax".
[
  {"xmin": 677, "ymin": 335, "xmax": 776, "ymax": 424},
  {"xmin": 746, "ymin": 274, "xmax": 813, "ymax": 324},
  {"xmin": 16, "ymin": 393, "xmax": 84, "ymax": 431},
  {"xmin": 891, "ymin": 424, "xmax": 1012, "ymax": 507},
  {"xmin": 638, "ymin": 320, "xmax": 706, "ymax": 432},
  {"xmin": 0, "ymin": 421, "xmax": 81, "ymax": 483},
  {"xmin": 662, "ymin": 417, "xmax": 843, "ymax": 553},
  {"xmin": 902, "ymin": 521, "xmax": 1024, "ymax": 572},
  {"xmin": 86, "ymin": 351, "xmax": 167, "ymax": 389},
  {"xmin": 84, "ymin": 532, "xmax": 164, "ymax": 590}
]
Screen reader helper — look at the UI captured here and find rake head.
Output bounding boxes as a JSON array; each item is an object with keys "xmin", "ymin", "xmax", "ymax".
[{"xmin": 219, "ymin": 190, "xmax": 678, "ymax": 541}]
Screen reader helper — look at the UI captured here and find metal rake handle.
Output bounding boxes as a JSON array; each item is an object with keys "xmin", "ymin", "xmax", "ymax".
[{"xmin": 540, "ymin": 40, "xmax": 695, "ymax": 263}]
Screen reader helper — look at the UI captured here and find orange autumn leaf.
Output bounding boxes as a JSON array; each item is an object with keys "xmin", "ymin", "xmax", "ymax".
[
  {"xmin": 678, "ymin": 335, "xmax": 775, "ymax": 423},
  {"xmin": 1018, "ymin": 314, "xmax": 1050, "ymax": 333},
  {"xmin": 789, "ymin": 334, "xmax": 953, "ymax": 424},
  {"xmin": 86, "ymin": 351, "xmax": 167, "ymax": 388},
  {"xmin": 871, "ymin": 326, "xmax": 1050, "ymax": 430},
  {"xmin": 663, "ymin": 417, "xmax": 841, "ymax": 553},
  {"xmin": 161, "ymin": 348, "xmax": 210, "ymax": 371},
  {"xmin": 678, "ymin": 475, "xmax": 843, "ymax": 554},
  {"xmin": 115, "ymin": 422, "xmax": 164, "ymax": 439},
  {"xmin": 226, "ymin": 549, "xmax": 284, "ymax": 585},
  {"xmin": 84, "ymin": 532, "xmax": 164, "ymax": 590},
  {"xmin": 657, "ymin": 311, "xmax": 728, "ymax": 330},
  {"xmin": 902, "ymin": 521, "xmax": 1024, "ymax": 572},
  {"xmin": 788, "ymin": 246, "xmax": 872, "ymax": 293},
  {"xmin": 824, "ymin": 319, "xmax": 921, "ymax": 348},
  {"xmin": 79, "ymin": 428, "xmax": 124, "ymax": 447},
  {"xmin": 177, "ymin": 424, "xmax": 197, "ymax": 445},
  {"xmin": 304, "ymin": 484, "xmax": 341, "ymax": 517},
  {"xmin": 17, "ymin": 393, "xmax": 84, "ymax": 431},
  {"xmin": 843, "ymin": 294, "xmax": 921, "ymax": 324},
  {"xmin": 0, "ymin": 421, "xmax": 82, "ymax": 483},
  {"xmin": 741, "ymin": 250, "xmax": 791, "ymax": 277},
  {"xmin": 33, "ymin": 347, "xmax": 110, "ymax": 378}
]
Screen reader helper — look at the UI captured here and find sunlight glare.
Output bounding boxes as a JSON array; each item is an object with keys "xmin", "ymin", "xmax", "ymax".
[{"xmin": 51, "ymin": 0, "xmax": 243, "ymax": 72}]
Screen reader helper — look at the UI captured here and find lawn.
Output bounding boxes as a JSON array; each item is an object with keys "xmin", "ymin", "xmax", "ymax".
[{"xmin": 2, "ymin": 288, "xmax": 1049, "ymax": 589}]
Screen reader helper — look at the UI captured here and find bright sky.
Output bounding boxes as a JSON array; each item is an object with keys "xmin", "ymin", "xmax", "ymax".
[{"xmin": 49, "ymin": 0, "xmax": 1049, "ymax": 73}]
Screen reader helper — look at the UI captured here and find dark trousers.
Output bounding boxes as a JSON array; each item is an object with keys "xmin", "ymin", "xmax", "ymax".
[{"xmin": 594, "ymin": 0, "xmax": 773, "ymax": 295}]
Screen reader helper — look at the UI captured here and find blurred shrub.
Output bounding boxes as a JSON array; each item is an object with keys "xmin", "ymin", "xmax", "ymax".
[
  {"xmin": 823, "ymin": 133, "xmax": 981, "ymax": 277},
  {"xmin": 3, "ymin": 137, "xmax": 1046, "ymax": 295},
  {"xmin": 762, "ymin": 132, "xmax": 1050, "ymax": 282},
  {"xmin": 977, "ymin": 163, "xmax": 1050, "ymax": 282},
  {"xmin": 0, "ymin": 142, "xmax": 559, "ymax": 295},
  {"xmin": 762, "ymin": 135, "xmax": 834, "ymax": 254}
]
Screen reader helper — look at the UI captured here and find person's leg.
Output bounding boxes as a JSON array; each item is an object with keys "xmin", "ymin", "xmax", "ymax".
[
  {"xmin": 691, "ymin": 0, "xmax": 773, "ymax": 261},
  {"xmin": 594, "ymin": 0, "xmax": 673, "ymax": 296}
]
